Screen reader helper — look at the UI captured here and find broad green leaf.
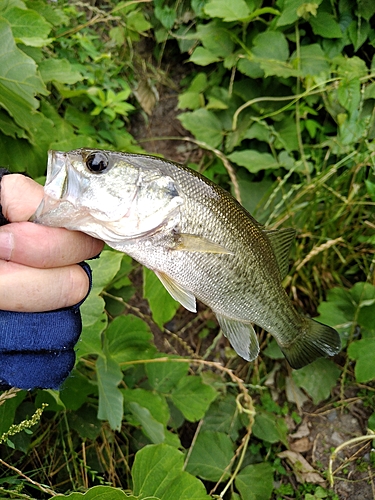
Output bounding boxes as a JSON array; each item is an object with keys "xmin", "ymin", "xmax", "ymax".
[
  {"xmin": 201, "ymin": 393, "xmax": 243, "ymax": 440},
  {"xmin": 252, "ymin": 31, "xmax": 289, "ymax": 62},
  {"xmin": 55, "ymin": 485, "xmax": 133, "ymax": 499},
  {"xmin": 39, "ymin": 58, "xmax": 84, "ymax": 84},
  {"xmin": 227, "ymin": 150, "xmax": 279, "ymax": 173},
  {"xmin": 0, "ymin": 109, "xmax": 27, "ymax": 139},
  {"xmin": 348, "ymin": 339, "xmax": 375, "ymax": 383},
  {"xmin": 337, "ymin": 78, "xmax": 361, "ymax": 115},
  {"xmin": 178, "ymin": 109, "xmax": 223, "ymax": 148},
  {"xmin": 107, "ymin": 315, "xmax": 156, "ymax": 363},
  {"xmin": 235, "ymin": 462, "xmax": 274, "ymax": 500},
  {"xmin": 348, "ymin": 19, "xmax": 370, "ymax": 51},
  {"xmin": 96, "ymin": 354, "xmax": 124, "ymax": 431},
  {"xmin": 291, "ymin": 44, "xmax": 330, "ymax": 77},
  {"xmin": 276, "ymin": 0, "xmax": 308, "ymax": 27},
  {"xmin": 143, "ymin": 267, "xmax": 180, "ymax": 328},
  {"xmin": 185, "ymin": 431, "xmax": 234, "ymax": 481},
  {"xmin": 292, "ymin": 358, "xmax": 341, "ymax": 404},
  {"xmin": 128, "ymin": 401, "xmax": 165, "ymax": 444},
  {"xmin": 309, "ymin": 11, "xmax": 342, "ymax": 38},
  {"xmin": 2, "ymin": 6, "xmax": 52, "ymax": 46},
  {"xmin": 146, "ymin": 359, "xmax": 189, "ymax": 393},
  {"xmin": 60, "ymin": 371, "xmax": 97, "ymax": 411},
  {"xmin": 195, "ymin": 22, "xmax": 235, "ymax": 58},
  {"xmin": 90, "ymin": 250, "xmax": 125, "ymax": 293},
  {"xmin": 204, "ymin": 0, "xmax": 250, "ymax": 21},
  {"xmin": 171, "ymin": 375, "xmax": 217, "ymax": 421},
  {"xmin": 154, "ymin": 5, "xmax": 176, "ymax": 30},
  {"xmin": 189, "ymin": 47, "xmax": 221, "ymax": 66},
  {"xmin": 237, "ymin": 58, "xmax": 264, "ymax": 79},
  {"xmin": 368, "ymin": 413, "xmax": 375, "ymax": 431},
  {"xmin": 357, "ymin": 0, "xmax": 375, "ymax": 21},
  {"xmin": 0, "ymin": 19, "xmax": 48, "ymax": 120},
  {"xmin": 132, "ymin": 444, "xmax": 210, "ymax": 499},
  {"xmin": 253, "ymin": 410, "xmax": 288, "ymax": 445},
  {"xmin": 123, "ymin": 388, "xmax": 170, "ymax": 427}
]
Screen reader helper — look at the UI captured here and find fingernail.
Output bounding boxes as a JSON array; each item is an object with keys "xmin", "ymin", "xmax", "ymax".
[{"xmin": 0, "ymin": 231, "xmax": 14, "ymax": 261}]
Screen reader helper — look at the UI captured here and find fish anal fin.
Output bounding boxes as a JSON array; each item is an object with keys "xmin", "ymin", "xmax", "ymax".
[
  {"xmin": 154, "ymin": 270, "xmax": 197, "ymax": 313},
  {"xmin": 263, "ymin": 227, "xmax": 296, "ymax": 279},
  {"xmin": 174, "ymin": 234, "xmax": 233, "ymax": 255},
  {"xmin": 216, "ymin": 313, "xmax": 259, "ymax": 362},
  {"xmin": 280, "ymin": 318, "xmax": 341, "ymax": 369}
]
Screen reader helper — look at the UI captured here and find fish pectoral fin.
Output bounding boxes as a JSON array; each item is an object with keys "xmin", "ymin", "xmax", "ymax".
[
  {"xmin": 174, "ymin": 234, "xmax": 233, "ymax": 255},
  {"xmin": 263, "ymin": 227, "xmax": 296, "ymax": 279},
  {"xmin": 154, "ymin": 271, "xmax": 197, "ymax": 313},
  {"xmin": 216, "ymin": 313, "xmax": 259, "ymax": 362}
]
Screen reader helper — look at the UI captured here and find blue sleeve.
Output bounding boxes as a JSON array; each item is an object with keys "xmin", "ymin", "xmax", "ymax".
[{"xmin": 0, "ymin": 262, "xmax": 92, "ymax": 391}]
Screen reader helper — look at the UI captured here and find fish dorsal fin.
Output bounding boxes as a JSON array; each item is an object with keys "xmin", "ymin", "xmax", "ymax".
[
  {"xmin": 216, "ymin": 313, "xmax": 259, "ymax": 362},
  {"xmin": 154, "ymin": 270, "xmax": 197, "ymax": 313},
  {"xmin": 263, "ymin": 227, "xmax": 296, "ymax": 279},
  {"xmin": 174, "ymin": 234, "xmax": 233, "ymax": 255}
]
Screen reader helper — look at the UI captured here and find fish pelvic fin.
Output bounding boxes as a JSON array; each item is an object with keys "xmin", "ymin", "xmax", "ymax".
[
  {"xmin": 263, "ymin": 227, "xmax": 296, "ymax": 279},
  {"xmin": 154, "ymin": 270, "xmax": 197, "ymax": 313},
  {"xmin": 280, "ymin": 318, "xmax": 341, "ymax": 369},
  {"xmin": 216, "ymin": 313, "xmax": 259, "ymax": 362}
]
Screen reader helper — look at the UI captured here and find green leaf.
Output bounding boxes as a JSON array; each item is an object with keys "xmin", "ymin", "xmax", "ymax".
[
  {"xmin": 204, "ymin": 0, "xmax": 250, "ymax": 21},
  {"xmin": 227, "ymin": 150, "xmax": 279, "ymax": 173},
  {"xmin": 39, "ymin": 58, "xmax": 83, "ymax": 84},
  {"xmin": 357, "ymin": 0, "xmax": 375, "ymax": 21},
  {"xmin": 291, "ymin": 43, "xmax": 330, "ymax": 77},
  {"xmin": 154, "ymin": 5, "xmax": 176, "ymax": 30},
  {"xmin": 337, "ymin": 78, "xmax": 361, "ymax": 115},
  {"xmin": 201, "ymin": 393, "xmax": 243, "ymax": 440},
  {"xmin": 252, "ymin": 31, "xmax": 289, "ymax": 62},
  {"xmin": 171, "ymin": 375, "xmax": 217, "ymax": 422},
  {"xmin": 107, "ymin": 315, "xmax": 156, "ymax": 363},
  {"xmin": 90, "ymin": 250, "xmax": 125, "ymax": 293},
  {"xmin": 189, "ymin": 47, "xmax": 221, "ymax": 66},
  {"xmin": 2, "ymin": 6, "xmax": 52, "ymax": 46},
  {"xmin": 348, "ymin": 339, "xmax": 375, "ymax": 383},
  {"xmin": 309, "ymin": 11, "xmax": 342, "ymax": 38},
  {"xmin": 178, "ymin": 109, "xmax": 223, "ymax": 148},
  {"xmin": 146, "ymin": 359, "xmax": 189, "ymax": 393},
  {"xmin": 55, "ymin": 485, "xmax": 133, "ymax": 499},
  {"xmin": 185, "ymin": 431, "xmax": 233, "ymax": 481},
  {"xmin": 276, "ymin": 0, "xmax": 308, "ymax": 27},
  {"xmin": 132, "ymin": 444, "xmax": 210, "ymax": 500},
  {"xmin": 235, "ymin": 462, "xmax": 274, "ymax": 500},
  {"xmin": 143, "ymin": 267, "xmax": 180, "ymax": 328},
  {"xmin": 123, "ymin": 388, "xmax": 170, "ymax": 427},
  {"xmin": 128, "ymin": 401, "xmax": 166, "ymax": 444},
  {"xmin": 195, "ymin": 22, "xmax": 235, "ymax": 58},
  {"xmin": 0, "ymin": 19, "xmax": 48, "ymax": 123},
  {"xmin": 253, "ymin": 410, "xmax": 288, "ymax": 444},
  {"xmin": 292, "ymin": 358, "xmax": 341, "ymax": 404},
  {"xmin": 96, "ymin": 354, "xmax": 124, "ymax": 431}
]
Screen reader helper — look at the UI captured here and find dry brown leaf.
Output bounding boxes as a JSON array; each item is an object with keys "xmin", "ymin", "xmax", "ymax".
[
  {"xmin": 278, "ymin": 450, "xmax": 326, "ymax": 485},
  {"xmin": 290, "ymin": 437, "xmax": 312, "ymax": 453}
]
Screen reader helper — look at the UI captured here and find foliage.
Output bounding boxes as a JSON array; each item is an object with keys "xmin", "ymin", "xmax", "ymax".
[{"xmin": 0, "ymin": 0, "xmax": 374, "ymax": 499}]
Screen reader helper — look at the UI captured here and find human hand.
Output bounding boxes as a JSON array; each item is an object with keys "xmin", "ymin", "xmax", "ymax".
[{"xmin": 0, "ymin": 174, "xmax": 104, "ymax": 312}]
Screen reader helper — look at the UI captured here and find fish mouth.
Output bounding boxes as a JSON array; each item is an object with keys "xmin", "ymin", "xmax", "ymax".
[{"xmin": 30, "ymin": 150, "xmax": 82, "ymax": 223}]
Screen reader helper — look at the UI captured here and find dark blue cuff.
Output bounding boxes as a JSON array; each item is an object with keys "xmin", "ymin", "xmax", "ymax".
[{"xmin": 0, "ymin": 261, "xmax": 92, "ymax": 391}]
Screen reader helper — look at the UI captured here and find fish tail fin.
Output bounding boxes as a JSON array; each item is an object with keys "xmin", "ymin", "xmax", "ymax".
[{"xmin": 280, "ymin": 318, "xmax": 341, "ymax": 369}]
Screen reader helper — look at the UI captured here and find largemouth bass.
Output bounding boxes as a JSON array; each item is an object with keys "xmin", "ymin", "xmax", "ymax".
[{"xmin": 31, "ymin": 149, "xmax": 341, "ymax": 368}]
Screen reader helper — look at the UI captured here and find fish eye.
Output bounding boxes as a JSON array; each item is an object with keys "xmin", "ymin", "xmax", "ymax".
[{"xmin": 85, "ymin": 152, "xmax": 109, "ymax": 173}]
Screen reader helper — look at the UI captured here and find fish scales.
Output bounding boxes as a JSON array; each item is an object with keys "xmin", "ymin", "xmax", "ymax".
[{"xmin": 31, "ymin": 148, "xmax": 341, "ymax": 368}]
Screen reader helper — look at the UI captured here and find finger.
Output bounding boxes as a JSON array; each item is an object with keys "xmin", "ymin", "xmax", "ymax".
[
  {"xmin": 0, "ymin": 260, "xmax": 90, "ymax": 312},
  {"xmin": 1, "ymin": 174, "xmax": 44, "ymax": 222},
  {"xmin": 0, "ymin": 221, "xmax": 104, "ymax": 268}
]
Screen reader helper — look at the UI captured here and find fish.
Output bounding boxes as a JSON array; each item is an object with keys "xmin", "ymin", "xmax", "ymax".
[{"xmin": 31, "ymin": 148, "xmax": 341, "ymax": 368}]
